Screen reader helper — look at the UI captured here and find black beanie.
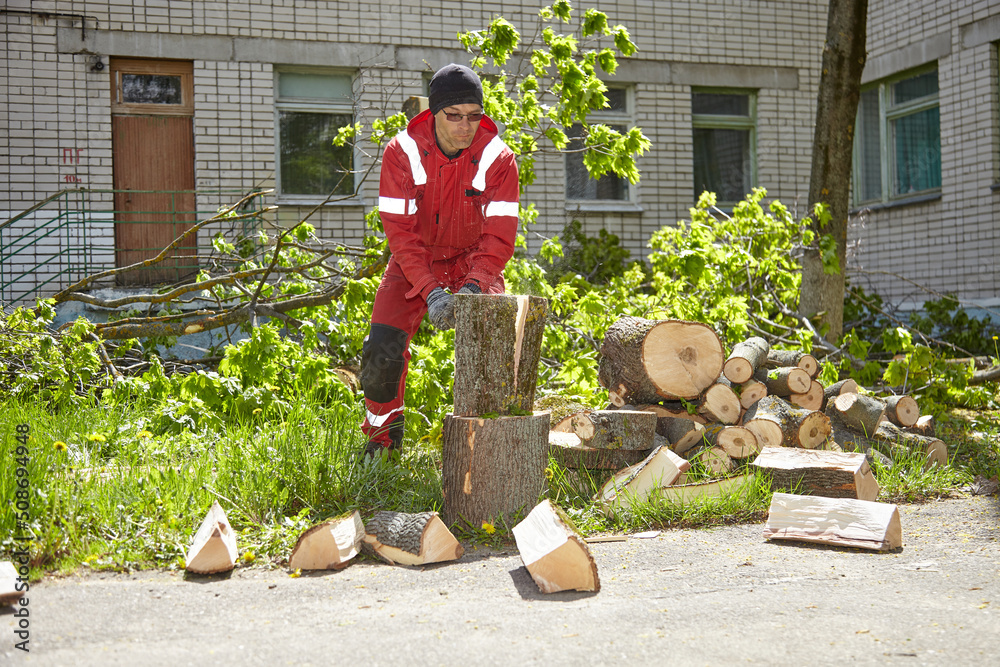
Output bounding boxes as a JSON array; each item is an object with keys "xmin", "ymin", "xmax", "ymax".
[{"xmin": 428, "ymin": 64, "xmax": 483, "ymax": 115}]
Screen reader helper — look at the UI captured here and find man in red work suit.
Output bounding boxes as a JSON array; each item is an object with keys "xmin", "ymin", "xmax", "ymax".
[{"xmin": 360, "ymin": 63, "xmax": 520, "ymax": 459}]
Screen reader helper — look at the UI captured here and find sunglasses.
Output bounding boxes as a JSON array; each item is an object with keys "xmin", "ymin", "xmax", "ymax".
[{"xmin": 443, "ymin": 111, "xmax": 484, "ymax": 123}]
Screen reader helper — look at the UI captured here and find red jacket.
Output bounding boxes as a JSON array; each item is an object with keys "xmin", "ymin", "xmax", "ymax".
[{"xmin": 378, "ymin": 109, "xmax": 520, "ymax": 300}]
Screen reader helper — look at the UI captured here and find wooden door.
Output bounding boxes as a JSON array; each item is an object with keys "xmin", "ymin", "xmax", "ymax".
[{"xmin": 111, "ymin": 58, "xmax": 196, "ymax": 284}]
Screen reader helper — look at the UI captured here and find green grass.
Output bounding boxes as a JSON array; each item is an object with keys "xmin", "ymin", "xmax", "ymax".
[{"xmin": 3, "ymin": 397, "xmax": 997, "ymax": 578}]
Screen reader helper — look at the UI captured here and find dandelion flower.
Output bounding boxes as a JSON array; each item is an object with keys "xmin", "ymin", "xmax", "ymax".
[
  {"xmin": 137, "ymin": 430, "xmax": 153, "ymax": 439},
  {"xmin": 242, "ymin": 552, "xmax": 256, "ymax": 564},
  {"xmin": 993, "ymin": 335, "xmax": 998, "ymax": 341},
  {"xmin": 481, "ymin": 521, "xmax": 496, "ymax": 535},
  {"xmin": 290, "ymin": 568, "xmax": 302, "ymax": 578},
  {"xmin": 87, "ymin": 433, "xmax": 106, "ymax": 443},
  {"xmin": 252, "ymin": 408, "xmax": 263, "ymax": 415},
  {"xmin": 53, "ymin": 440, "xmax": 68, "ymax": 451}
]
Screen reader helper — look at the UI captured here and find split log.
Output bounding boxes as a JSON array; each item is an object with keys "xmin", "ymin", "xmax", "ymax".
[
  {"xmin": 598, "ymin": 317, "xmax": 724, "ymax": 404},
  {"xmin": 185, "ymin": 501, "xmax": 238, "ymax": 575},
  {"xmin": 789, "ymin": 379, "xmax": 824, "ymax": 411},
  {"xmin": 741, "ymin": 395, "xmax": 831, "ymax": 449},
  {"xmin": 699, "ymin": 423, "xmax": 759, "ymax": 459},
  {"xmin": 512, "ymin": 500, "xmax": 600, "ymax": 593},
  {"xmin": 597, "ymin": 445, "xmax": 690, "ymax": 508},
  {"xmin": 738, "ymin": 378, "xmax": 767, "ymax": 409},
  {"xmin": 1, "ymin": 562, "xmax": 20, "ymax": 606},
  {"xmin": 686, "ymin": 445, "xmax": 734, "ymax": 475},
  {"xmin": 453, "ymin": 293, "xmax": 548, "ymax": 417},
  {"xmin": 874, "ymin": 421, "xmax": 948, "ymax": 468},
  {"xmin": 289, "ymin": 511, "xmax": 365, "ymax": 571},
  {"xmin": 763, "ymin": 492, "xmax": 902, "ymax": 551},
  {"xmin": 758, "ymin": 366, "xmax": 811, "ymax": 396},
  {"xmin": 653, "ymin": 474, "xmax": 756, "ymax": 504},
  {"xmin": 548, "ymin": 431, "xmax": 652, "ymax": 470},
  {"xmin": 906, "ymin": 414, "xmax": 936, "ymax": 438},
  {"xmin": 362, "ymin": 511, "xmax": 463, "ymax": 566},
  {"xmin": 826, "ymin": 392, "xmax": 885, "ymax": 436},
  {"xmin": 752, "ymin": 447, "xmax": 879, "ymax": 501},
  {"xmin": 822, "ymin": 378, "xmax": 858, "ymax": 410},
  {"xmin": 883, "ymin": 395, "xmax": 919, "ymax": 427},
  {"xmin": 697, "ymin": 382, "xmax": 741, "ymax": 424},
  {"xmin": 766, "ymin": 348, "xmax": 819, "ymax": 378},
  {"xmin": 443, "ymin": 413, "xmax": 550, "ymax": 526},
  {"xmin": 723, "ymin": 336, "xmax": 770, "ymax": 383},
  {"xmin": 567, "ymin": 409, "xmax": 657, "ymax": 449}
]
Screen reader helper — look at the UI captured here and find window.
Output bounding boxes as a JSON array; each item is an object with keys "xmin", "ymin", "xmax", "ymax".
[
  {"xmin": 691, "ymin": 89, "xmax": 756, "ymax": 203},
  {"xmin": 111, "ymin": 58, "xmax": 193, "ymax": 116},
  {"xmin": 565, "ymin": 87, "xmax": 631, "ymax": 202},
  {"xmin": 275, "ymin": 70, "xmax": 355, "ymax": 199},
  {"xmin": 853, "ymin": 66, "xmax": 941, "ymax": 205}
]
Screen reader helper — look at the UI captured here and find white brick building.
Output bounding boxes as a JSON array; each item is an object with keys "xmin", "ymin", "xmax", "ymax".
[{"xmin": 1, "ymin": 1, "xmax": 998, "ymax": 314}]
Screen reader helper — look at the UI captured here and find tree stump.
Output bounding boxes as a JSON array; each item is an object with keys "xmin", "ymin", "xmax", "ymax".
[
  {"xmin": 752, "ymin": 446, "xmax": 879, "ymax": 501},
  {"xmin": 766, "ymin": 348, "xmax": 819, "ymax": 378},
  {"xmin": 723, "ymin": 336, "xmax": 770, "ymax": 383},
  {"xmin": 741, "ymin": 395, "xmax": 831, "ymax": 449},
  {"xmin": 362, "ymin": 511, "xmax": 463, "ymax": 566},
  {"xmin": 598, "ymin": 317, "xmax": 724, "ymax": 404},
  {"xmin": 442, "ymin": 413, "xmax": 550, "ymax": 526},
  {"xmin": 453, "ymin": 293, "xmax": 548, "ymax": 417}
]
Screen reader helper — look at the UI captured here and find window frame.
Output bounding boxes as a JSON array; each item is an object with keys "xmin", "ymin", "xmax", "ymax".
[
  {"xmin": 852, "ymin": 63, "xmax": 941, "ymax": 206},
  {"xmin": 691, "ymin": 87, "xmax": 758, "ymax": 205},
  {"xmin": 273, "ymin": 66, "xmax": 359, "ymax": 204},
  {"xmin": 564, "ymin": 84, "xmax": 637, "ymax": 209},
  {"xmin": 111, "ymin": 58, "xmax": 194, "ymax": 116}
]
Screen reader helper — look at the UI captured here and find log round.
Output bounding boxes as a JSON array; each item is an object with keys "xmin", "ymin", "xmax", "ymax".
[
  {"xmin": 442, "ymin": 413, "xmax": 550, "ymax": 526},
  {"xmin": 790, "ymin": 380, "xmax": 824, "ymax": 411},
  {"xmin": 701, "ymin": 423, "xmax": 759, "ymax": 459},
  {"xmin": 766, "ymin": 348, "xmax": 819, "ymax": 378},
  {"xmin": 738, "ymin": 378, "xmax": 767, "ymax": 409},
  {"xmin": 742, "ymin": 395, "xmax": 831, "ymax": 449},
  {"xmin": 723, "ymin": 337, "xmax": 770, "ymax": 383},
  {"xmin": 884, "ymin": 395, "xmax": 920, "ymax": 427},
  {"xmin": 697, "ymin": 383, "xmax": 741, "ymax": 424},
  {"xmin": 827, "ymin": 392, "xmax": 885, "ymax": 436},
  {"xmin": 569, "ymin": 409, "xmax": 657, "ymax": 449},
  {"xmin": 598, "ymin": 317, "xmax": 724, "ymax": 403}
]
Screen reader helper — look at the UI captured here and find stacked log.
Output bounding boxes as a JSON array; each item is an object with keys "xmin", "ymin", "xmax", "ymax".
[{"xmin": 741, "ymin": 395, "xmax": 831, "ymax": 449}]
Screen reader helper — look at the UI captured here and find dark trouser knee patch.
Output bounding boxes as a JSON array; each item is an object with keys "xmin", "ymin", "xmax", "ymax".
[{"xmin": 361, "ymin": 323, "xmax": 408, "ymax": 404}]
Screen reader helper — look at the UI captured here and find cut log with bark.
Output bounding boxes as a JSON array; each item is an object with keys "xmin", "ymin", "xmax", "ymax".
[
  {"xmin": 723, "ymin": 336, "xmax": 770, "ymax": 383},
  {"xmin": 697, "ymin": 382, "xmax": 741, "ymax": 424},
  {"xmin": 566, "ymin": 409, "xmax": 657, "ymax": 449},
  {"xmin": 738, "ymin": 378, "xmax": 767, "ymax": 409},
  {"xmin": 789, "ymin": 379, "xmax": 824, "ymax": 411},
  {"xmin": 362, "ymin": 511, "xmax": 463, "ymax": 566},
  {"xmin": 829, "ymin": 418, "xmax": 894, "ymax": 469},
  {"xmin": 822, "ymin": 378, "xmax": 858, "ymax": 410},
  {"xmin": 686, "ymin": 445, "xmax": 734, "ymax": 475},
  {"xmin": 699, "ymin": 423, "xmax": 760, "ymax": 459},
  {"xmin": 758, "ymin": 366, "xmax": 812, "ymax": 396},
  {"xmin": 653, "ymin": 474, "xmax": 756, "ymax": 504},
  {"xmin": 883, "ymin": 395, "xmax": 919, "ymax": 427},
  {"xmin": 0, "ymin": 561, "xmax": 20, "ymax": 606},
  {"xmin": 752, "ymin": 447, "xmax": 879, "ymax": 501},
  {"xmin": 906, "ymin": 414, "xmax": 936, "ymax": 438},
  {"xmin": 826, "ymin": 392, "xmax": 886, "ymax": 436},
  {"xmin": 763, "ymin": 492, "xmax": 902, "ymax": 551},
  {"xmin": 548, "ymin": 431, "xmax": 652, "ymax": 470},
  {"xmin": 512, "ymin": 500, "xmax": 600, "ymax": 593},
  {"xmin": 442, "ymin": 413, "xmax": 550, "ymax": 526},
  {"xmin": 874, "ymin": 421, "xmax": 948, "ymax": 468},
  {"xmin": 597, "ymin": 445, "xmax": 690, "ymax": 508},
  {"xmin": 659, "ymin": 416, "xmax": 705, "ymax": 454},
  {"xmin": 453, "ymin": 293, "xmax": 548, "ymax": 417},
  {"xmin": 598, "ymin": 317, "xmax": 724, "ymax": 404},
  {"xmin": 185, "ymin": 501, "xmax": 238, "ymax": 575},
  {"xmin": 741, "ymin": 395, "xmax": 831, "ymax": 449},
  {"xmin": 289, "ymin": 511, "xmax": 365, "ymax": 571},
  {"xmin": 766, "ymin": 348, "xmax": 819, "ymax": 378}
]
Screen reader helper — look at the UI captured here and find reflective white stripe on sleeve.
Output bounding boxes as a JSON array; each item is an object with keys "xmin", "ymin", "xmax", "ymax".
[
  {"xmin": 472, "ymin": 136, "xmax": 507, "ymax": 191},
  {"xmin": 485, "ymin": 200, "xmax": 519, "ymax": 218},
  {"xmin": 395, "ymin": 130, "xmax": 427, "ymax": 185},
  {"xmin": 378, "ymin": 196, "xmax": 417, "ymax": 215},
  {"xmin": 366, "ymin": 406, "xmax": 404, "ymax": 428}
]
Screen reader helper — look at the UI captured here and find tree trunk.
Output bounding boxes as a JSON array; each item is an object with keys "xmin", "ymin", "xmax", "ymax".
[
  {"xmin": 764, "ymin": 492, "xmax": 901, "ymax": 551},
  {"xmin": 598, "ymin": 317, "xmax": 724, "ymax": 403},
  {"xmin": 453, "ymin": 294, "xmax": 548, "ymax": 416},
  {"xmin": 442, "ymin": 413, "xmax": 550, "ymax": 526},
  {"xmin": 752, "ymin": 446, "xmax": 879, "ymax": 501},
  {"xmin": 362, "ymin": 511, "xmax": 463, "ymax": 566},
  {"xmin": 874, "ymin": 421, "xmax": 948, "ymax": 468},
  {"xmin": 800, "ymin": 0, "xmax": 869, "ymax": 342},
  {"xmin": 738, "ymin": 378, "xmax": 768, "ymax": 409},
  {"xmin": 822, "ymin": 378, "xmax": 858, "ymax": 410}
]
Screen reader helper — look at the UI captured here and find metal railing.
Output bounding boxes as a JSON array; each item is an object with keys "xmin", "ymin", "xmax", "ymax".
[{"xmin": 1, "ymin": 188, "xmax": 263, "ymax": 307}]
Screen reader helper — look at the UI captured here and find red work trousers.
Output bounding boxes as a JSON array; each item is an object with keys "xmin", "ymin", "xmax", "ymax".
[{"xmin": 360, "ymin": 254, "xmax": 505, "ymax": 445}]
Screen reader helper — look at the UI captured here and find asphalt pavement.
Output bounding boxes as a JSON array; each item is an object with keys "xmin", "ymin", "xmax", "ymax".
[{"xmin": 3, "ymin": 494, "xmax": 997, "ymax": 666}]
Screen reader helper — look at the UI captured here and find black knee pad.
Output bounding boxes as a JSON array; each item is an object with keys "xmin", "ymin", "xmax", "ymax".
[{"xmin": 360, "ymin": 323, "xmax": 409, "ymax": 404}]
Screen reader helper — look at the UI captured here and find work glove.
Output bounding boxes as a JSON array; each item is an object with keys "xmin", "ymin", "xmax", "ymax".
[
  {"xmin": 426, "ymin": 287, "xmax": 456, "ymax": 330},
  {"xmin": 457, "ymin": 281, "xmax": 482, "ymax": 295}
]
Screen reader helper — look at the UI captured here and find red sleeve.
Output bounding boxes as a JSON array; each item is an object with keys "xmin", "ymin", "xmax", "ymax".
[
  {"xmin": 465, "ymin": 149, "xmax": 520, "ymax": 288},
  {"xmin": 378, "ymin": 139, "xmax": 439, "ymax": 300}
]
